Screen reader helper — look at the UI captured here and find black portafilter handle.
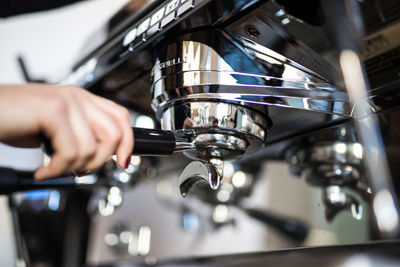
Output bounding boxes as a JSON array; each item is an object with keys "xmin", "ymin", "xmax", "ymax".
[
  {"xmin": 0, "ymin": 128, "xmax": 178, "ymax": 194},
  {"xmin": 242, "ymin": 207, "xmax": 309, "ymax": 243},
  {"xmin": 0, "ymin": 167, "xmax": 78, "ymax": 194},
  {"xmin": 131, "ymin": 127, "xmax": 176, "ymax": 155},
  {"xmin": 43, "ymin": 127, "xmax": 177, "ymax": 156}
]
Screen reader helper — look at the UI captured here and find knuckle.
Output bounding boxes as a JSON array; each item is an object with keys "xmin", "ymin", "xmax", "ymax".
[
  {"xmin": 49, "ymin": 96, "xmax": 68, "ymax": 115},
  {"xmin": 61, "ymin": 86, "xmax": 82, "ymax": 100}
]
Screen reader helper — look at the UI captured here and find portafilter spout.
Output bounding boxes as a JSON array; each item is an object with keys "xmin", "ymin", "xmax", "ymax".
[{"xmin": 179, "ymin": 160, "xmax": 222, "ymax": 198}]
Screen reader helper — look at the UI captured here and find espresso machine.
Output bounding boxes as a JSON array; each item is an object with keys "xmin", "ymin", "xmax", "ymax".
[{"xmin": 5, "ymin": 0, "xmax": 400, "ymax": 266}]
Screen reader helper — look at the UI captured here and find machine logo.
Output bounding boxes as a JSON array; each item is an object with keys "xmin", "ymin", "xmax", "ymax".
[{"xmin": 153, "ymin": 57, "xmax": 188, "ymax": 73}]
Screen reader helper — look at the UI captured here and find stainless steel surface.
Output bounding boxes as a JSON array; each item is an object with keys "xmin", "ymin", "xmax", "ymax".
[
  {"xmin": 287, "ymin": 140, "xmax": 370, "ymax": 222},
  {"xmin": 288, "ymin": 141, "xmax": 367, "ymax": 188},
  {"xmin": 323, "ymin": 186, "xmax": 363, "ymax": 222},
  {"xmin": 163, "ymin": 102, "xmax": 267, "ymax": 161},
  {"xmin": 88, "ymin": 160, "xmax": 358, "ymax": 264},
  {"xmin": 93, "ymin": 240, "xmax": 400, "ymax": 266},
  {"xmin": 179, "ymin": 160, "xmax": 221, "ymax": 197},
  {"xmin": 151, "ymin": 36, "xmax": 352, "ymax": 118},
  {"xmin": 308, "ymin": 142, "xmax": 363, "ymax": 166},
  {"xmin": 180, "ymin": 161, "xmax": 258, "ymax": 206},
  {"xmin": 174, "ymin": 139, "xmax": 196, "ymax": 152}
]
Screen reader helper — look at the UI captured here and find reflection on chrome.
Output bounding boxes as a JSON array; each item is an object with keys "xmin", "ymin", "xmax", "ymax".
[
  {"xmin": 324, "ymin": 186, "xmax": 363, "ymax": 222},
  {"xmin": 179, "ymin": 160, "xmax": 221, "ymax": 197},
  {"xmin": 288, "ymin": 140, "xmax": 369, "ymax": 222},
  {"xmin": 162, "ymin": 102, "xmax": 267, "ymax": 160},
  {"xmin": 152, "ymin": 33, "xmax": 352, "ymax": 121}
]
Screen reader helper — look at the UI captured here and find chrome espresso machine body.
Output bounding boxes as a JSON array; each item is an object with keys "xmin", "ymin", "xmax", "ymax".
[
  {"xmin": 66, "ymin": 0, "xmax": 356, "ymax": 191},
  {"xmin": 18, "ymin": 0, "xmax": 400, "ymax": 266}
]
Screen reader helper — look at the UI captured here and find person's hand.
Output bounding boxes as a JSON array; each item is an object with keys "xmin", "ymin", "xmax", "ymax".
[{"xmin": 0, "ymin": 84, "xmax": 134, "ymax": 180}]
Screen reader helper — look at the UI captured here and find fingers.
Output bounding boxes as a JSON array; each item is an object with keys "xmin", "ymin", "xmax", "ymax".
[
  {"xmin": 64, "ymin": 93, "xmax": 97, "ymax": 171},
  {"xmin": 35, "ymin": 97, "xmax": 79, "ymax": 180},
  {"xmin": 91, "ymin": 96, "xmax": 133, "ymax": 169},
  {"xmin": 80, "ymin": 102, "xmax": 122, "ymax": 171},
  {"xmin": 34, "ymin": 86, "xmax": 132, "ymax": 180}
]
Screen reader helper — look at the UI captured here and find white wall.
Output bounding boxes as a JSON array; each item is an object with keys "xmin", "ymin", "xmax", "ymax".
[{"xmin": 0, "ymin": 1, "xmax": 128, "ymax": 265}]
